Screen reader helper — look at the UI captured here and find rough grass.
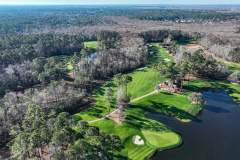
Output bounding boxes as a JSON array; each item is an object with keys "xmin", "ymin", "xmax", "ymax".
[{"xmin": 84, "ymin": 41, "xmax": 99, "ymax": 49}]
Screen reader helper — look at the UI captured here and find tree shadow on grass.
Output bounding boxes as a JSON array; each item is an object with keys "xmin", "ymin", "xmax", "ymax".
[{"xmin": 94, "ymin": 81, "xmax": 117, "ymax": 96}]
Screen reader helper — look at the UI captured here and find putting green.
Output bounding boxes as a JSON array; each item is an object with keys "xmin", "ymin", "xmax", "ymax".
[{"xmin": 142, "ymin": 130, "xmax": 181, "ymax": 148}]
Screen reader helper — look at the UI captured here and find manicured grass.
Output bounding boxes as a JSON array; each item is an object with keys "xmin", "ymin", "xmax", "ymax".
[
  {"xmin": 142, "ymin": 130, "xmax": 180, "ymax": 148},
  {"xmin": 73, "ymin": 43, "xmax": 174, "ymax": 121},
  {"xmin": 134, "ymin": 92, "xmax": 202, "ymax": 121},
  {"xmin": 90, "ymin": 99, "xmax": 182, "ymax": 160},
  {"xmin": 72, "ymin": 81, "xmax": 118, "ymax": 122},
  {"xmin": 84, "ymin": 41, "xmax": 99, "ymax": 49},
  {"xmin": 184, "ymin": 79, "xmax": 240, "ymax": 105},
  {"xmin": 127, "ymin": 43, "xmax": 174, "ymax": 100}
]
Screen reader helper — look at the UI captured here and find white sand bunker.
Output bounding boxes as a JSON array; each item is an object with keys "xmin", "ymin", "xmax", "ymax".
[
  {"xmin": 164, "ymin": 58, "xmax": 170, "ymax": 62},
  {"xmin": 133, "ymin": 135, "xmax": 144, "ymax": 145},
  {"xmin": 149, "ymin": 52, "xmax": 154, "ymax": 54}
]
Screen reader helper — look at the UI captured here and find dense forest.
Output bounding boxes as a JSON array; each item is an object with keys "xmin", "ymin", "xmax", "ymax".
[{"xmin": 1, "ymin": 6, "xmax": 240, "ymax": 34}]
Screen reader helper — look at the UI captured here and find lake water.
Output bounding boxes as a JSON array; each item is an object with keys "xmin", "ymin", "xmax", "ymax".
[{"xmin": 145, "ymin": 89, "xmax": 240, "ymax": 160}]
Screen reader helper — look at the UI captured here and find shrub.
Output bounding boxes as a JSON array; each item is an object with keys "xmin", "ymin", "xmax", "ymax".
[{"xmin": 188, "ymin": 92, "xmax": 205, "ymax": 106}]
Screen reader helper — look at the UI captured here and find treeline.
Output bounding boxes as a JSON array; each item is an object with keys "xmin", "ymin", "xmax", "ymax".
[
  {"xmin": 175, "ymin": 49, "xmax": 229, "ymax": 79},
  {"xmin": 10, "ymin": 104, "xmax": 122, "ymax": 159},
  {"xmin": 199, "ymin": 35, "xmax": 239, "ymax": 62},
  {"xmin": 125, "ymin": 9, "xmax": 240, "ymax": 22},
  {"xmin": 140, "ymin": 29, "xmax": 182, "ymax": 42},
  {"xmin": 0, "ymin": 33, "xmax": 93, "ymax": 67},
  {"xmin": 97, "ymin": 31, "xmax": 122, "ymax": 50},
  {"xmin": 0, "ymin": 6, "xmax": 116, "ymax": 34},
  {"xmin": 1, "ymin": 6, "xmax": 240, "ymax": 34}
]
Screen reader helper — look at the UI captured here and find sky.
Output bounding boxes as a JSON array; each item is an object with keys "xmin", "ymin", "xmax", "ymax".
[{"xmin": 0, "ymin": 0, "xmax": 239, "ymax": 5}]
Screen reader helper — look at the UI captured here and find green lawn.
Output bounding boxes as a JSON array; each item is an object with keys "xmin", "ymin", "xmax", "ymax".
[
  {"xmin": 72, "ymin": 81, "xmax": 118, "ymax": 122},
  {"xmin": 84, "ymin": 41, "xmax": 99, "ymax": 49},
  {"xmin": 134, "ymin": 92, "xmax": 202, "ymax": 121},
  {"xmin": 72, "ymin": 43, "xmax": 174, "ymax": 122},
  {"xmin": 127, "ymin": 43, "xmax": 174, "ymax": 100},
  {"xmin": 90, "ymin": 98, "xmax": 182, "ymax": 160},
  {"xmin": 221, "ymin": 61, "xmax": 240, "ymax": 74},
  {"xmin": 184, "ymin": 79, "xmax": 240, "ymax": 104}
]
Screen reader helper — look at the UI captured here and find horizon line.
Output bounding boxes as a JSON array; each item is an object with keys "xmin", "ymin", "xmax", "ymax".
[{"xmin": 0, "ymin": 4, "xmax": 240, "ymax": 5}]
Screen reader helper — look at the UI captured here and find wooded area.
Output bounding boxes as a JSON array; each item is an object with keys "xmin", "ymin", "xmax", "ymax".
[{"xmin": 0, "ymin": 5, "xmax": 240, "ymax": 160}]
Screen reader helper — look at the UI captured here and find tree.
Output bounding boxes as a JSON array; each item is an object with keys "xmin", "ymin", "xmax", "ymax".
[
  {"xmin": 228, "ymin": 47, "xmax": 240, "ymax": 63},
  {"xmin": 0, "ymin": 86, "xmax": 5, "ymax": 98},
  {"xmin": 30, "ymin": 130, "xmax": 42, "ymax": 158},
  {"xmin": 75, "ymin": 140, "xmax": 91, "ymax": 159},
  {"xmin": 53, "ymin": 152, "xmax": 66, "ymax": 160},
  {"xmin": 12, "ymin": 132, "xmax": 31, "ymax": 159},
  {"xmin": 114, "ymin": 73, "xmax": 122, "ymax": 90},
  {"xmin": 121, "ymin": 74, "xmax": 132, "ymax": 101},
  {"xmin": 158, "ymin": 61, "xmax": 166, "ymax": 89},
  {"xmin": 227, "ymin": 72, "xmax": 240, "ymax": 84},
  {"xmin": 104, "ymin": 88, "xmax": 114, "ymax": 116},
  {"xmin": 188, "ymin": 92, "xmax": 205, "ymax": 106},
  {"xmin": 53, "ymin": 112, "xmax": 71, "ymax": 132},
  {"xmin": 179, "ymin": 62, "xmax": 189, "ymax": 93},
  {"xmin": 105, "ymin": 134, "xmax": 122, "ymax": 160},
  {"xmin": 152, "ymin": 63, "xmax": 158, "ymax": 89},
  {"xmin": 77, "ymin": 120, "xmax": 89, "ymax": 135},
  {"xmin": 85, "ymin": 126, "xmax": 100, "ymax": 139}
]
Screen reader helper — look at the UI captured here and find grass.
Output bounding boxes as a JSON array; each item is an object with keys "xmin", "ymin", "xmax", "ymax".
[
  {"xmin": 67, "ymin": 62, "xmax": 73, "ymax": 73},
  {"xmin": 177, "ymin": 39, "xmax": 196, "ymax": 45},
  {"xmin": 142, "ymin": 130, "xmax": 180, "ymax": 148},
  {"xmin": 66, "ymin": 41, "xmax": 99, "ymax": 73},
  {"xmin": 127, "ymin": 43, "xmax": 174, "ymax": 100},
  {"xmin": 72, "ymin": 81, "xmax": 118, "ymax": 122},
  {"xmin": 73, "ymin": 42, "xmax": 212, "ymax": 159},
  {"xmin": 134, "ymin": 92, "xmax": 202, "ymax": 121},
  {"xmin": 221, "ymin": 61, "xmax": 240, "ymax": 74},
  {"xmin": 84, "ymin": 41, "xmax": 99, "ymax": 49},
  {"xmin": 184, "ymin": 79, "xmax": 240, "ymax": 105},
  {"xmin": 72, "ymin": 43, "xmax": 174, "ymax": 122},
  {"xmin": 90, "ymin": 98, "xmax": 183, "ymax": 160}
]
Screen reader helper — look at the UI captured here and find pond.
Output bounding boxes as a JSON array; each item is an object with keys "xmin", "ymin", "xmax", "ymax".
[{"xmin": 145, "ymin": 88, "xmax": 240, "ymax": 160}]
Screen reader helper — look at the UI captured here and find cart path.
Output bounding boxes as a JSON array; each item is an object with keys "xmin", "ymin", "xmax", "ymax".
[{"xmin": 87, "ymin": 89, "xmax": 158, "ymax": 123}]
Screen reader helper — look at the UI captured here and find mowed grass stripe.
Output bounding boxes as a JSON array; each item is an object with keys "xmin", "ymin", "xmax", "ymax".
[
  {"xmin": 73, "ymin": 43, "xmax": 171, "ymax": 121},
  {"xmin": 129, "ymin": 146, "xmax": 151, "ymax": 159},
  {"xmin": 129, "ymin": 146, "xmax": 155, "ymax": 160}
]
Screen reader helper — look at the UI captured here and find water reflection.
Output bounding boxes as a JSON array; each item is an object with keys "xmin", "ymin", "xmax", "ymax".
[{"xmin": 145, "ymin": 89, "xmax": 240, "ymax": 160}]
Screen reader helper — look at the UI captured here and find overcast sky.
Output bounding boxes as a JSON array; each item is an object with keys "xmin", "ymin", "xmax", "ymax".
[{"xmin": 0, "ymin": 0, "xmax": 239, "ymax": 5}]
